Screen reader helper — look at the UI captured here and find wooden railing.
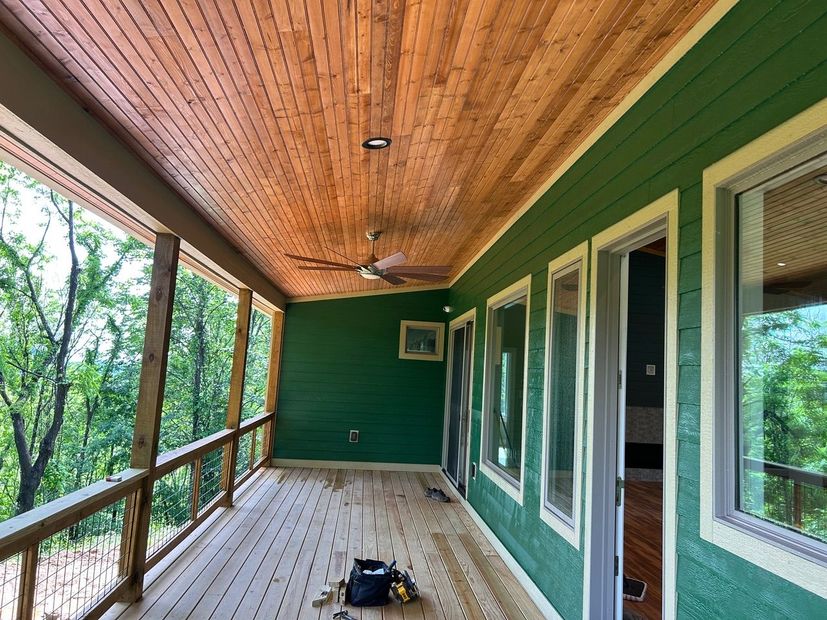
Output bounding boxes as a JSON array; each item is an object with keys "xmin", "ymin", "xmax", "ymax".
[
  {"xmin": 0, "ymin": 410, "xmax": 275, "ymax": 620},
  {"xmin": 743, "ymin": 456, "xmax": 827, "ymax": 530}
]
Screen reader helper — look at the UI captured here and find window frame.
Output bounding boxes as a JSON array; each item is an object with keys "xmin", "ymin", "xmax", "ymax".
[
  {"xmin": 701, "ymin": 99, "xmax": 827, "ymax": 597},
  {"xmin": 480, "ymin": 275, "xmax": 532, "ymax": 504},
  {"xmin": 539, "ymin": 243, "xmax": 588, "ymax": 547}
]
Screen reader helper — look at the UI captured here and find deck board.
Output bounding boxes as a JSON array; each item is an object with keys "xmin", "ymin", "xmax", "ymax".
[{"xmin": 103, "ymin": 467, "xmax": 544, "ymax": 620}]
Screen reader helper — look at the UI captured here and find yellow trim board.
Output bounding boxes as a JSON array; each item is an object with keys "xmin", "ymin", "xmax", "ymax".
[{"xmin": 448, "ymin": 0, "xmax": 739, "ymax": 288}]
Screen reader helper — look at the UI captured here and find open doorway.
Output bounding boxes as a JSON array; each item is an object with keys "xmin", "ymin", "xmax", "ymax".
[
  {"xmin": 584, "ymin": 192, "xmax": 678, "ymax": 620},
  {"xmin": 620, "ymin": 242, "xmax": 666, "ymax": 620}
]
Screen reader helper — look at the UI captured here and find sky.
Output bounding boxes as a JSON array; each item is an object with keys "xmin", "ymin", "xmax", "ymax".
[{"xmin": 2, "ymin": 163, "xmax": 147, "ymax": 289}]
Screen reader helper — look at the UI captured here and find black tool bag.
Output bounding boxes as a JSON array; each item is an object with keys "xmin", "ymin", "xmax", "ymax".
[{"xmin": 345, "ymin": 558, "xmax": 393, "ymax": 606}]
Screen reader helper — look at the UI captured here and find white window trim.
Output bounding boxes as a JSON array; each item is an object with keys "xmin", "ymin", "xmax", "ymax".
[
  {"xmin": 539, "ymin": 242, "xmax": 588, "ymax": 548},
  {"xmin": 480, "ymin": 274, "xmax": 531, "ymax": 505},
  {"xmin": 701, "ymin": 97, "xmax": 827, "ymax": 598}
]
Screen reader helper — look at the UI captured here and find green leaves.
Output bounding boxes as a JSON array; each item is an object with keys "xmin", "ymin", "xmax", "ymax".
[{"xmin": 0, "ymin": 161, "xmax": 151, "ymax": 517}]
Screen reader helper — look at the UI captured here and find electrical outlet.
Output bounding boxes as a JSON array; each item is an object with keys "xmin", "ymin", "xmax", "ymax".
[
  {"xmin": 348, "ymin": 430, "xmax": 359, "ymax": 443},
  {"xmin": 471, "ymin": 462, "xmax": 477, "ymax": 479},
  {"xmin": 646, "ymin": 364, "xmax": 657, "ymax": 376}
]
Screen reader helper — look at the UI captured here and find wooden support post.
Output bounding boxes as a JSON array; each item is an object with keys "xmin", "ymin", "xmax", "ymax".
[
  {"xmin": 221, "ymin": 288, "xmax": 252, "ymax": 507},
  {"xmin": 121, "ymin": 234, "xmax": 179, "ymax": 602},
  {"xmin": 17, "ymin": 543, "xmax": 38, "ymax": 620},
  {"xmin": 263, "ymin": 310, "xmax": 285, "ymax": 467}
]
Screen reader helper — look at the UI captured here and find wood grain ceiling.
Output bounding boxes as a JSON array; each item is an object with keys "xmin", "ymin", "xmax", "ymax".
[
  {"xmin": 742, "ymin": 162, "xmax": 827, "ymax": 301},
  {"xmin": 0, "ymin": 0, "xmax": 717, "ymax": 298}
]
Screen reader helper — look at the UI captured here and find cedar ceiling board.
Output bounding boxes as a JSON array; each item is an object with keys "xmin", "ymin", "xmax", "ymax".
[
  {"xmin": 0, "ymin": 0, "xmax": 717, "ymax": 298},
  {"xmin": 742, "ymin": 164, "xmax": 827, "ymax": 286}
]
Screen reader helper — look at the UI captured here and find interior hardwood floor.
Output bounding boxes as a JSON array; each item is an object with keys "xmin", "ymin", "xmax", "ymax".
[
  {"xmin": 102, "ymin": 467, "xmax": 543, "ymax": 620},
  {"xmin": 623, "ymin": 480, "xmax": 663, "ymax": 620}
]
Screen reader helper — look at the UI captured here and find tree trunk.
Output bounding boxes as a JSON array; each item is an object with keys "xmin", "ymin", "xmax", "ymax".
[{"xmin": 14, "ymin": 200, "xmax": 80, "ymax": 515}]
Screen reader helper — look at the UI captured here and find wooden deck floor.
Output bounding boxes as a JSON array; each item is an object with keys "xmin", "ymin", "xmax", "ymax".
[{"xmin": 103, "ymin": 467, "xmax": 543, "ymax": 620}]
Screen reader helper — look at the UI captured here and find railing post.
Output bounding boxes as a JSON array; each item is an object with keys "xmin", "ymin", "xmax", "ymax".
[
  {"xmin": 263, "ymin": 310, "xmax": 285, "ymax": 467},
  {"xmin": 191, "ymin": 455, "xmax": 202, "ymax": 522},
  {"xmin": 17, "ymin": 542, "xmax": 38, "ymax": 620},
  {"xmin": 792, "ymin": 481, "xmax": 803, "ymax": 530},
  {"xmin": 121, "ymin": 234, "xmax": 179, "ymax": 602},
  {"xmin": 250, "ymin": 427, "xmax": 257, "ymax": 470},
  {"xmin": 221, "ymin": 288, "xmax": 252, "ymax": 507}
]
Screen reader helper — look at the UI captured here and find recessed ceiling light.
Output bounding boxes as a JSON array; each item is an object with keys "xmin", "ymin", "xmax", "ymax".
[
  {"xmin": 361, "ymin": 136, "xmax": 392, "ymax": 150},
  {"xmin": 816, "ymin": 174, "xmax": 827, "ymax": 186},
  {"xmin": 777, "ymin": 262, "xmax": 787, "ymax": 267}
]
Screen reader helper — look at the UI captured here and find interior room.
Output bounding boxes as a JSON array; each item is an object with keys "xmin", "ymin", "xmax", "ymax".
[
  {"xmin": 623, "ymin": 244, "xmax": 667, "ymax": 620},
  {"xmin": 0, "ymin": 2, "xmax": 825, "ymax": 619}
]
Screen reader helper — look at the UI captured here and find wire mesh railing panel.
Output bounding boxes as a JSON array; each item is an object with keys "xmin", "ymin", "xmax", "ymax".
[
  {"xmin": 147, "ymin": 465, "xmax": 193, "ymax": 557},
  {"xmin": 235, "ymin": 431, "xmax": 253, "ymax": 481},
  {"xmin": 198, "ymin": 447, "xmax": 224, "ymax": 514},
  {"xmin": 255, "ymin": 424, "xmax": 267, "ymax": 463},
  {"xmin": 33, "ymin": 497, "xmax": 134, "ymax": 620},
  {"xmin": 0, "ymin": 553, "xmax": 21, "ymax": 620}
]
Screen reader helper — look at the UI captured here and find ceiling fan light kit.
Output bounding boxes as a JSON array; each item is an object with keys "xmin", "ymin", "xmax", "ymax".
[{"xmin": 285, "ymin": 231, "xmax": 451, "ymax": 287}]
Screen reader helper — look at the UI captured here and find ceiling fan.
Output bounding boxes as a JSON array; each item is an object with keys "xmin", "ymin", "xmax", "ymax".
[{"xmin": 284, "ymin": 231, "xmax": 450, "ymax": 285}]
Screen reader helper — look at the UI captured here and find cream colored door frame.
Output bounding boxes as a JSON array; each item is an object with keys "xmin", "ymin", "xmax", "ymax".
[{"xmin": 583, "ymin": 191, "xmax": 680, "ymax": 619}]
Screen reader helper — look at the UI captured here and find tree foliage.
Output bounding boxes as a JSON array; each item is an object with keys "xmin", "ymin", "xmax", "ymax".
[
  {"xmin": 0, "ymin": 162, "xmax": 271, "ymax": 523},
  {"xmin": 741, "ymin": 306, "xmax": 827, "ymax": 541}
]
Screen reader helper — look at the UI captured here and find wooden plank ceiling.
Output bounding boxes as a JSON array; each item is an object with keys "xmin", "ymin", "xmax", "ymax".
[{"xmin": 0, "ymin": 0, "xmax": 716, "ymax": 298}]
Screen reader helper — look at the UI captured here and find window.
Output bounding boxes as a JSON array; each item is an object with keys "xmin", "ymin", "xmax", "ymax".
[
  {"xmin": 733, "ymin": 158, "xmax": 827, "ymax": 549},
  {"xmin": 541, "ymin": 244, "xmax": 587, "ymax": 544},
  {"xmin": 702, "ymin": 103, "xmax": 827, "ymax": 598},
  {"xmin": 481, "ymin": 276, "xmax": 530, "ymax": 501}
]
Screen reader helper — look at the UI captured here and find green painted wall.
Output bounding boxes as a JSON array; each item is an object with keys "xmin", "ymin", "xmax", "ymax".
[
  {"xmin": 447, "ymin": 2, "xmax": 827, "ymax": 618},
  {"xmin": 274, "ymin": 289, "xmax": 448, "ymax": 464}
]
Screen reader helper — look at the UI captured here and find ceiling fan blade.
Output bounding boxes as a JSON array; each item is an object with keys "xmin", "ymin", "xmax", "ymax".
[
  {"xmin": 296, "ymin": 265, "xmax": 355, "ymax": 272},
  {"xmin": 381, "ymin": 273, "xmax": 407, "ymax": 285},
  {"xmin": 284, "ymin": 253, "xmax": 355, "ymax": 269},
  {"xmin": 373, "ymin": 251, "xmax": 407, "ymax": 270},
  {"xmin": 384, "ymin": 272, "xmax": 447, "ymax": 282},
  {"xmin": 324, "ymin": 246, "xmax": 361, "ymax": 266},
  {"xmin": 385, "ymin": 265, "xmax": 450, "ymax": 275}
]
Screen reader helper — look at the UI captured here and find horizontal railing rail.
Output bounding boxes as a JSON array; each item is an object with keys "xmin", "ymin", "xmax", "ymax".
[
  {"xmin": 0, "ymin": 410, "xmax": 275, "ymax": 620},
  {"xmin": 742, "ymin": 455, "xmax": 827, "ymax": 531},
  {"xmin": 238, "ymin": 410, "xmax": 273, "ymax": 434},
  {"xmin": 743, "ymin": 456, "xmax": 827, "ymax": 489},
  {"xmin": 0, "ymin": 469, "xmax": 148, "ymax": 561},
  {"xmin": 154, "ymin": 428, "xmax": 234, "ymax": 479}
]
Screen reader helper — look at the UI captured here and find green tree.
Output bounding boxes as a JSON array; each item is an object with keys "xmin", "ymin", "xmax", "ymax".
[
  {"xmin": 0, "ymin": 162, "xmax": 148, "ymax": 515},
  {"xmin": 160, "ymin": 268, "xmax": 237, "ymax": 452}
]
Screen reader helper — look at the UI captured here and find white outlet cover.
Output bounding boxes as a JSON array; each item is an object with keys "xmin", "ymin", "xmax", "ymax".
[{"xmin": 348, "ymin": 430, "xmax": 359, "ymax": 443}]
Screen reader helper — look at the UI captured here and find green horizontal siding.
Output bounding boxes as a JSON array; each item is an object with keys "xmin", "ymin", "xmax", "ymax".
[
  {"xmin": 272, "ymin": 2, "xmax": 827, "ymax": 617},
  {"xmin": 448, "ymin": 1, "xmax": 827, "ymax": 618},
  {"xmin": 274, "ymin": 289, "xmax": 448, "ymax": 464}
]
